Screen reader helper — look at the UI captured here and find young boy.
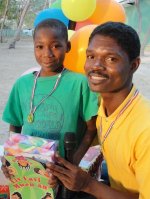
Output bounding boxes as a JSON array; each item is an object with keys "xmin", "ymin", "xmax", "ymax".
[
  {"xmin": 2, "ymin": 19, "xmax": 98, "ymax": 162},
  {"xmin": 47, "ymin": 22, "xmax": 150, "ymax": 199}
]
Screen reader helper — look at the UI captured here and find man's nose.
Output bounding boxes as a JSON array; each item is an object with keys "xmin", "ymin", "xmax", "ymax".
[{"xmin": 93, "ymin": 59, "xmax": 105, "ymax": 69}]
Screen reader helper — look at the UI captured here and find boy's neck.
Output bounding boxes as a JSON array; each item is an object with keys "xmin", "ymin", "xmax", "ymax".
[{"xmin": 39, "ymin": 66, "xmax": 64, "ymax": 77}]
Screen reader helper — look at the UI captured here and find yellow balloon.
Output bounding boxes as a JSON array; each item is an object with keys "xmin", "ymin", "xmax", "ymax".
[
  {"xmin": 64, "ymin": 25, "xmax": 97, "ymax": 74},
  {"xmin": 61, "ymin": 0, "xmax": 96, "ymax": 22}
]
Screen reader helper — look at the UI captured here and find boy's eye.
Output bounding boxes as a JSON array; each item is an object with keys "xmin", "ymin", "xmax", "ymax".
[{"xmin": 51, "ymin": 44, "xmax": 62, "ymax": 49}]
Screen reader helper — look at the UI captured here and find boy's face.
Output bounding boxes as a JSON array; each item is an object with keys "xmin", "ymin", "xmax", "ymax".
[
  {"xmin": 84, "ymin": 35, "xmax": 136, "ymax": 93},
  {"xmin": 34, "ymin": 27, "xmax": 69, "ymax": 73}
]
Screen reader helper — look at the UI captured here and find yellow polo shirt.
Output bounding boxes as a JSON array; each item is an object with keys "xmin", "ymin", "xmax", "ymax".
[{"xmin": 97, "ymin": 86, "xmax": 150, "ymax": 199}]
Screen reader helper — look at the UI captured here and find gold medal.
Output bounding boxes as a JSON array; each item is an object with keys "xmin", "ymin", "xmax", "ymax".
[{"xmin": 27, "ymin": 113, "xmax": 34, "ymax": 123}]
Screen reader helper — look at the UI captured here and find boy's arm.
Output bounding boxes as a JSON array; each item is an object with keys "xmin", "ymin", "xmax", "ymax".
[
  {"xmin": 9, "ymin": 124, "xmax": 22, "ymax": 133},
  {"xmin": 73, "ymin": 116, "xmax": 97, "ymax": 165}
]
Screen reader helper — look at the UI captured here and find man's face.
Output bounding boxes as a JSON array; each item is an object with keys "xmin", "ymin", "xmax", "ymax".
[
  {"xmin": 84, "ymin": 35, "xmax": 133, "ymax": 93},
  {"xmin": 34, "ymin": 27, "xmax": 69, "ymax": 73}
]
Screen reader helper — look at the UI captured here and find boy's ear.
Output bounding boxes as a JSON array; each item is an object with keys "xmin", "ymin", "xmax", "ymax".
[
  {"xmin": 66, "ymin": 41, "xmax": 71, "ymax": 53},
  {"xmin": 130, "ymin": 57, "xmax": 140, "ymax": 74}
]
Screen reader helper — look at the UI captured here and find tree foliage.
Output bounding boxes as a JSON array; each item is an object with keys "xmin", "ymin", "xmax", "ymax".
[
  {"xmin": 0, "ymin": 0, "xmax": 50, "ymax": 29},
  {"xmin": 0, "ymin": 0, "xmax": 18, "ymax": 21}
]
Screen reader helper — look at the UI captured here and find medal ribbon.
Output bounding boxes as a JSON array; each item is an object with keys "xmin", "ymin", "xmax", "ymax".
[
  {"xmin": 100, "ymin": 89, "xmax": 139, "ymax": 147},
  {"xmin": 27, "ymin": 68, "xmax": 65, "ymax": 123}
]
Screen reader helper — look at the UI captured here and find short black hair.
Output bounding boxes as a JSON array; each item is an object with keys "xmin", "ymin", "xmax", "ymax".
[
  {"xmin": 12, "ymin": 192, "xmax": 22, "ymax": 199},
  {"xmin": 33, "ymin": 18, "xmax": 68, "ymax": 42},
  {"xmin": 34, "ymin": 168, "xmax": 40, "ymax": 174},
  {"xmin": 41, "ymin": 192, "xmax": 52, "ymax": 199},
  {"xmin": 89, "ymin": 22, "xmax": 141, "ymax": 61}
]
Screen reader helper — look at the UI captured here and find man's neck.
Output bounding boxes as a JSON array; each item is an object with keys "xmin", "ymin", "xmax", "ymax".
[{"xmin": 101, "ymin": 86, "xmax": 133, "ymax": 117}]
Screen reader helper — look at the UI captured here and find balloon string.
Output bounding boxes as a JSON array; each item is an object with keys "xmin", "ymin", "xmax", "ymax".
[{"xmin": 68, "ymin": 20, "xmax": 76, "ymax": 30}]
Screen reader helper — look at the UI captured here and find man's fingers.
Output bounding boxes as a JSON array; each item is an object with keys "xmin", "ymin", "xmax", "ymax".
[
  {"xmin": 45, "ymin": 170, "xmax": 58, "ymax": 188},
  {"xmin": 49, "ymin": 163, "xmax": 69, "ymax": 178},
  {"xmin": 48, "ymin": 178, "xmax": 58, "ymax": 188},
  {"xmin": 54, "ymin": 155, "xmax": 76, "ymax": 171}
]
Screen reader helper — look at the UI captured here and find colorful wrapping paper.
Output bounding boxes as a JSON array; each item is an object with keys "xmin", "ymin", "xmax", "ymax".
[
  {"xmin": 79, "ymin": 145, "xmax": 103, "ymax": 179},
  {"xmin": 0, "ymin": 185, "xmax": 10, "ymax": 199},
  {"xmin": 4, "ymin": 133, "xmax": 58, "ymax": 163}
]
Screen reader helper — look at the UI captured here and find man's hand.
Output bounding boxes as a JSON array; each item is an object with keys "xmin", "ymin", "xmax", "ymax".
[
  {"xmin": 46, "ymin": 155, "xmax": 92, "ymax": 192},
  {"xmin": 45, "ymin": 170, "xmax": 58, "ymax": 188}
]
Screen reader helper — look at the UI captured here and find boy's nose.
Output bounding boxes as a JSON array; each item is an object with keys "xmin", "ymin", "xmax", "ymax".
[{"xmin": 43, "ymin": 48, "xmax": 54, "ymax": 57}]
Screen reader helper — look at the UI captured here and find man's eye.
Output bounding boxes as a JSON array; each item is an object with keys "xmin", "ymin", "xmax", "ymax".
[
  {"xmin": 106, "ymin": 57, "xmax": 117, "ymax": 63},
  {"xmin": 87, "ymin": 55, "xmax": 94, "ymax": 59}
]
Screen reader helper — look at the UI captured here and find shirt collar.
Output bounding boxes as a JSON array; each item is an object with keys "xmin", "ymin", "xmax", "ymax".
[{"xmin": 98, "ymin": 86, "xmax": 140, "ymax": 128}]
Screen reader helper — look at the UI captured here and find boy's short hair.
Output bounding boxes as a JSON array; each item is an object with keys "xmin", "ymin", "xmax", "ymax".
[
  {"xmin": 33, "ymin": 18, "xmax": 68, "ymax": 42},
  {"xmin": 89, "ymin": 22, "xmax": 141, "ymax": 61}
]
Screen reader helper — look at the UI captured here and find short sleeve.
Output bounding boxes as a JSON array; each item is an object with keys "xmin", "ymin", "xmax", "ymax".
[
  {"xmin": 2, "ymin": 80, "xmax": 23, "ymax": 126},
  {"xmin": 80, "ymin": 82, "xmax": 99, "ymax": 121}
]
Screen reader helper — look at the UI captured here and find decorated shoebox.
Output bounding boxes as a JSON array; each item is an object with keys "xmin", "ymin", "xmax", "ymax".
[
  {"xmin": 79, "ymin": 145, "xmax": 103, "ymax": 179},
  {"xmin": 4, "ymin": 133, "xmax": 58, "ymax": 163},
  {"xmin": 3, "ymin": 134, "xmax": 58, "ymax": 199}
]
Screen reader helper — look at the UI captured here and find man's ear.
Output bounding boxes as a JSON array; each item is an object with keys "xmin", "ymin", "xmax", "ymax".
[
  {"xmin": 130, "ymin": 57, "xmax": 141, "ymax": 73},
  {"xmin": 66, "ymin": 41, "xmax": 71, "ymax": 53}
]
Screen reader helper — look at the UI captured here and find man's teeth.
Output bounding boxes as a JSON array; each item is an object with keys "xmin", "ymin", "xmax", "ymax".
[{"xmin": 91, "ymin": 75, "xmax": 106, "ymax": 80}]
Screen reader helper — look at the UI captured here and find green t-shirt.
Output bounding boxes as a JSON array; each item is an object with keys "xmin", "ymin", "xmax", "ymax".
[{"xmin": 3, "ymin": 70, "xmax": 98, "ymax": 156}]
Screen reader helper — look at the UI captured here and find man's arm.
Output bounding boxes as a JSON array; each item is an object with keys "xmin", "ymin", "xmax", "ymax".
[
  {"xmin": 83, "ymin": 177, "xmax": 138, "ymax": 199},
  {"xmin": 73, "ymin": 116, "xmax": 97, "ymax": 165},
  {"xmin": 47, "ymin": 156, "xmax": 138, "ymax": 199}
]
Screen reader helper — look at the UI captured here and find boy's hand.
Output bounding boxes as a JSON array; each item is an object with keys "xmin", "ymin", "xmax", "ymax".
[{"xmin": 1, "ymin": 156, "xmax": 13, "ymax": 180}]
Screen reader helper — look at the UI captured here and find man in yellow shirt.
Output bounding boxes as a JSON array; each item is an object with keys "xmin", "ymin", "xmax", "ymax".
[{"xmin": 47, "ymin": 22, "xmax": 150, "ymax": 199}]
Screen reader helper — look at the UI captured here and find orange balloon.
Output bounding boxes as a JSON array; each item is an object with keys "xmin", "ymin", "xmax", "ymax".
[
  {"xmin": 88, "ymin": 0, "xmax": 126, "ymax": 24},
  {"xmin": 64, "ymin": 25, "xmax": 97, "ymax": 74},
  {"xmin": 75, "ymin": 20, "xmax": 93, "ymax": 31}
]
